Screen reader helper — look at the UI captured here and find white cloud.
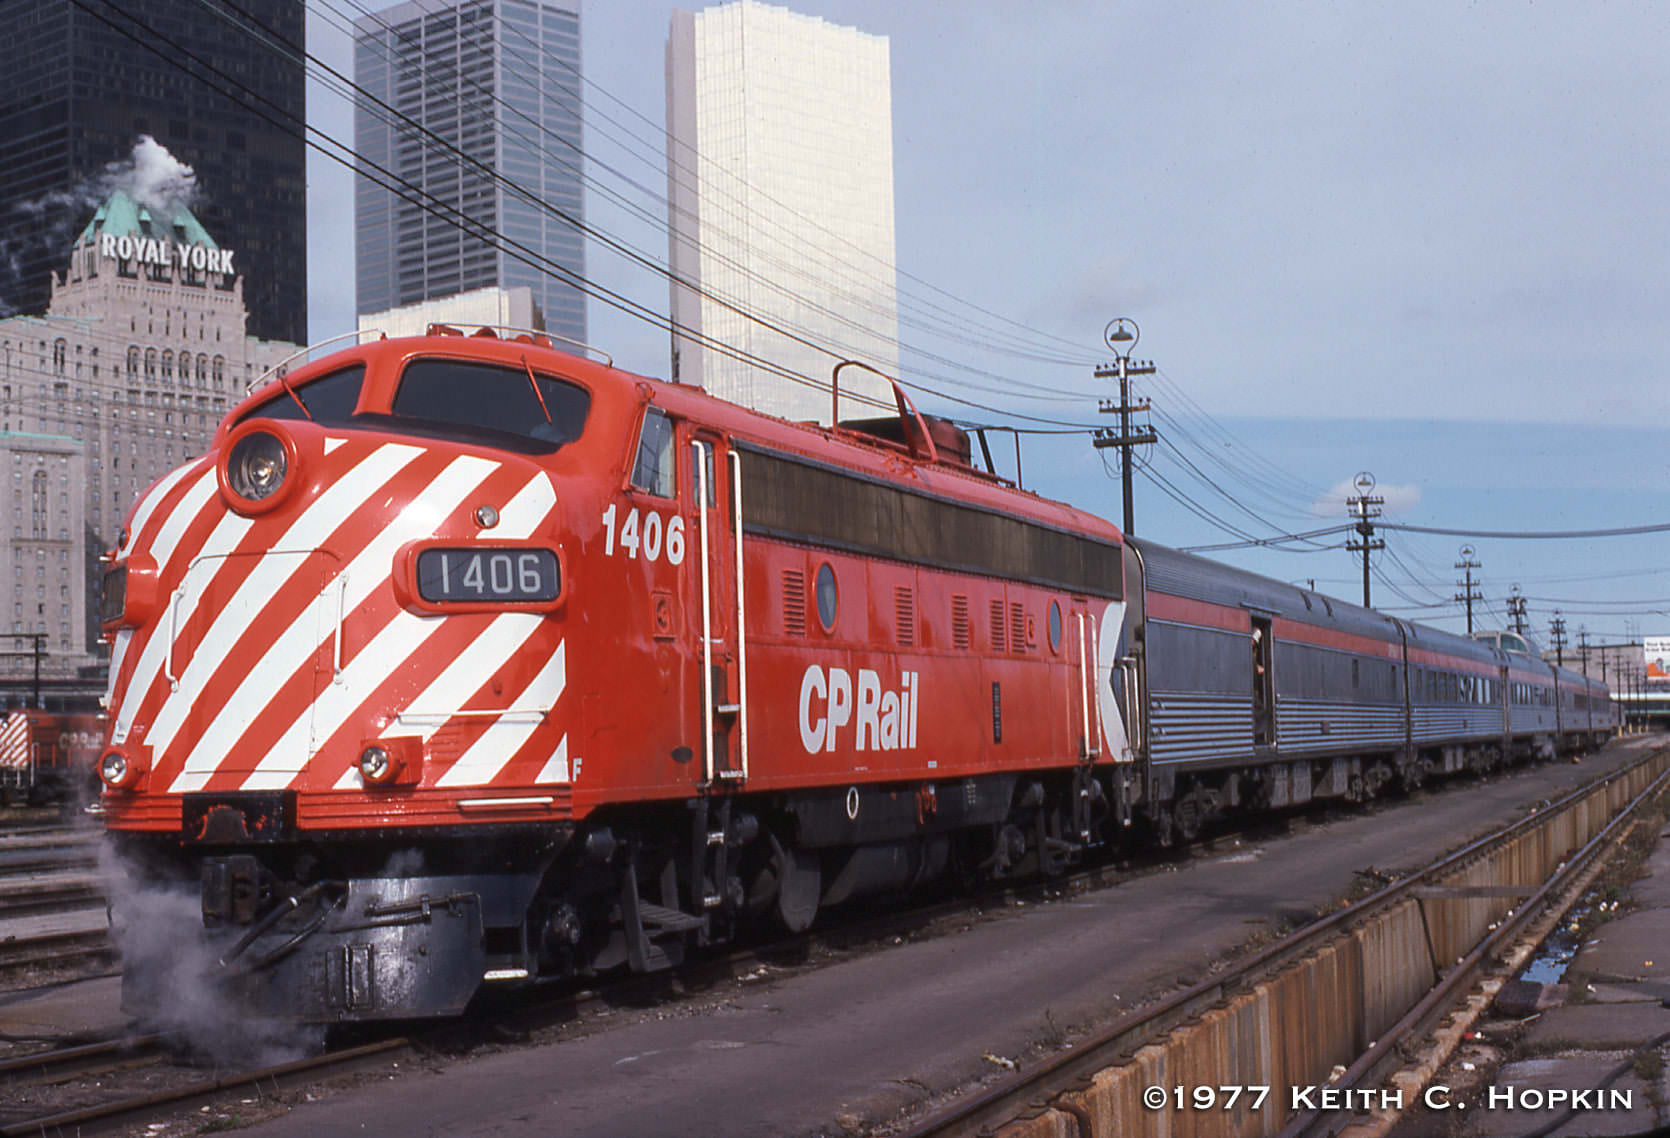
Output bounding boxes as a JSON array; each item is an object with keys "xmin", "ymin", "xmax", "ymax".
[{"xmin": 1311, "ymin": 476, "xmax": 1421, "ymax": 518}]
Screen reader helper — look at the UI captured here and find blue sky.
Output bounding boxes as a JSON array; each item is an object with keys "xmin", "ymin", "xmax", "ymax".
[{"xmin": 304, "ymin": 1, "xmax": 1670, "ymax": 648}]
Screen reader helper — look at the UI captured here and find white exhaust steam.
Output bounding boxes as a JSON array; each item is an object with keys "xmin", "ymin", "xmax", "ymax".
[
  {"xmin": 0, "ymin": 135, "xmax": 200, "ymax": 316},
  {"xmin": 98, "ymin": 838, "xmax": 322, "ymax": 1067}
]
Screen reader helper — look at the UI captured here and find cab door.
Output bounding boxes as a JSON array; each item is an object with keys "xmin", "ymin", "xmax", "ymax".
[{"xmin": 682, "ymin": 429, "xmax": 747, "ymax": 785}]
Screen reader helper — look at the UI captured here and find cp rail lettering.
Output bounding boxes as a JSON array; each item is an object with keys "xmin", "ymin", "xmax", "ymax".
[{"xmin": 798, "ymin": 666, "xmax": 920, "ymax": 754}]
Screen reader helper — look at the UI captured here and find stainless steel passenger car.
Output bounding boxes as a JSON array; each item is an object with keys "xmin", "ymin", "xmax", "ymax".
[{"xmin": 1117, "ymin": 540, "xmax": 1614, "ymax": 843}]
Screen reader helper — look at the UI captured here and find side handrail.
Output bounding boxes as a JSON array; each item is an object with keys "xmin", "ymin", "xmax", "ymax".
[
  {"xmin": 692, "ymin": 440, "xmax": 715, "ymax": 785},
  {"xmin": 729, "ymin": 450, "xmax": 749, "ymax": 781}
]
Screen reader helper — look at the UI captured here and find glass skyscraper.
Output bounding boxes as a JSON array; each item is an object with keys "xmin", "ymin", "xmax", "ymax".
[
  {"xmin": 666, "ymin": 1, "xmax": 898, "ymax": 423},
  {"xmin": 0, "ymin": 0, "xmax": 307, "ymax": 345},
  {"xmin": 354, "ymin": 0, "xmax": 586, "ymax": 345}
]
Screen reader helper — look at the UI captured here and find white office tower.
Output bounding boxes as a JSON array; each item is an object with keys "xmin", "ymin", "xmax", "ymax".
[{"xmin": 667, "ymin": 2, "xmax": 898, "ymax": 423}]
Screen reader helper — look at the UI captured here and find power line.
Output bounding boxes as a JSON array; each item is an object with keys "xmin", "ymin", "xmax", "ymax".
[{"xmin": 1381, "ymin": 520, "xmax": 1670, "ymax": 540}]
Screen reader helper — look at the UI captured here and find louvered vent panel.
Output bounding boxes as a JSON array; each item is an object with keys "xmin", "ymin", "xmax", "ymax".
[
  {"xmin": 989, "ymin": 598, "xmax": 1006, "ymax": 653},
  {"xmin": 895, "ymin": 586, "xmax": 916, "ymax": 647},
  {"xmin": 782, "ymin": 568, "xmax": 807, "ymax": 637},
  {"xmin": 1011, "ymin": 602, "xmax": 1027, "ymax": 653},
  {"xmin": 951, "ymin": 594, "xmax": 971, "ymax": 650}
]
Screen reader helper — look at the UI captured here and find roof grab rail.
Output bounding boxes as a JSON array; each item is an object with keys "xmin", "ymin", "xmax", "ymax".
[
  {"xmin": 246, "ymin": 329, "xmax": 387, "ymax": 394},
  {"xmin": 831, "ymin": 360, "xmax": 939, "ymax": 465},
  {"xmin": 427, "ymin": 323, "xmax": 613, "ymax": 368}
]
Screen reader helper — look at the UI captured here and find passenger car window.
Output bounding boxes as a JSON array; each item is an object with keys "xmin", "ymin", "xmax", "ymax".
[
  {"xmin": 630, "ymin": 408, "xmax": 676, "ymax": 497},
  {"xmin": 242, "ymin": 364, "xmax": 365, "ymax": 425},
  {"xmin": 391, "ymin": 358, "xmax": 590, "ymax": 451}
]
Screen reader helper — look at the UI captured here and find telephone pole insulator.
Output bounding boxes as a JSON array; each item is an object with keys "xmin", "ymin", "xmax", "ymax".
[
  {"xmin": 1345, "ymin": 471, "xmax": 1384, "ymax": 608},
  {"xmin": 1092, "ymin": 318, "xmax": 1158, "ymax": 536}
]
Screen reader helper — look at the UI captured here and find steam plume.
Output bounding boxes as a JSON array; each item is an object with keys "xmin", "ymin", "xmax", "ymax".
[{"xmin": 0, "ymin": 136, "xmax": 201, "ymax": 315}]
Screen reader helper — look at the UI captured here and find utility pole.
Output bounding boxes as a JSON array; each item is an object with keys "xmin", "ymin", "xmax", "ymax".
[
  {"xmin": 1507, "ymin": 585, "xmax": 1528, "ymax": 635},
  {"xmin": 1453, "ymin": 545, "xmax": 1482, "ymax": 635},
  {"xmin": 1345, "ymin": 471, "xmax": 1384, "ymax": 608},
  {"xmin": 1092, "ymin": 318, "xmax": 1157, "ymax": 536},
  {"xmin": 1578, "ymin": 627, "xmax": 1590, "ymax": 676},
  {"xmin": 1549, "ymin": 611, "xmax": 1567, "ymax": 666},
  {"xmin": 0, "ymin": 633, "xmax": 46, "ymax": 706}
]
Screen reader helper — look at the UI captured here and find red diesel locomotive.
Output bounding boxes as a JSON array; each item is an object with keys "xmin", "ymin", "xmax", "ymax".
[
  {"xmin": 97, "ymin": 327, "xmax": 1612, "ymax": 1022},
  {"xmin": 98, "ymin": 327, "xmax": 1128, "ymax": 1020},
  {"xmin": 1, "ymin": 709, "xmax": 104, "ymax": 806}
]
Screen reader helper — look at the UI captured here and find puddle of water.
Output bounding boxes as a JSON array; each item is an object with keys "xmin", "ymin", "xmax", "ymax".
[{"xmin": 1517, "ymin": 902, "xmax": 1591, "ymax": 985}]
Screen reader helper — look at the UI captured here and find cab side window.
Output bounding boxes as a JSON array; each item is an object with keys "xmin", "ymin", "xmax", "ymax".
[{"xmin": 630, "ymin": 407, "xmax": 676, "ymax": 497}]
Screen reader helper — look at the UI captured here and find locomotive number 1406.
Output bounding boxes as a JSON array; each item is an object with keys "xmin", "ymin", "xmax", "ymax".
[{"xmin": 601, "ymin": 503, "xmax": 686, "ymax": 565}]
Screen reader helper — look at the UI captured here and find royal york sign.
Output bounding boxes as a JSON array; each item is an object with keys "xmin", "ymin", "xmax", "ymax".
[{"xmin": 99, "ymin": 232, "xmax": 234, "ymax": 275}]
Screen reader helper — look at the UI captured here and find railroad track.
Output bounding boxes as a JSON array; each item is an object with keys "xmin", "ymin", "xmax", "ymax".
[
  {"xmin": 896, "ymin": 743, "xmax": 1670, "ymax": 1138},
  {"xmin": 0, "ymin": 824, "xmax": 108, "ymax": 980}
]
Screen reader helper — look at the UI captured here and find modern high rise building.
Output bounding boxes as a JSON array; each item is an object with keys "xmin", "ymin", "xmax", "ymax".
[
  {"xmin": 354, "ymin": 0, "xmax": 586, "ymax": 346},
  {"xmin": 0, "ymin": 0, "xmax": 308, "ymax": 345},
  {"xmin": 666, "ymin": 1, "xmax": 898, "ymax": 423}
]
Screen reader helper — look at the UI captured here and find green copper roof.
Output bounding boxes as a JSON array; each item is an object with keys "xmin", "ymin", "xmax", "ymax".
[{"xmin": 74, "ymin": 188, "xmax": 218, "ymax": 250}]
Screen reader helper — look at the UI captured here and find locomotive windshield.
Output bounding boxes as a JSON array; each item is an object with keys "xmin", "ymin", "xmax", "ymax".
[
  {"xmin": 241, "ymin": 364, "xmax": 365, "ymax": 425},
  {"xmin": 382, "ymin": 358, "xmax": 591, "ymax": 453}
]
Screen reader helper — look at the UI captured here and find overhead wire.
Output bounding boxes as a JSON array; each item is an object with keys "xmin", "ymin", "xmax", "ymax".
[{"xmin": 315, "ymin": 0, "xmax": 1109, "ymax": 411}]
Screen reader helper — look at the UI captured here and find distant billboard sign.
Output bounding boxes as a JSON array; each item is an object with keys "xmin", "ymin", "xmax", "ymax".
[{"xmin": 1645, "ymin": 636, "xmax": 1670, "ymax": 683}]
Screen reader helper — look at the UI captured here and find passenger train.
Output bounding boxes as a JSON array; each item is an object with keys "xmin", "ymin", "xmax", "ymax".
[{"xmin": 94, "ymin": 327, "xmax": 1616, "ymax": 1021}]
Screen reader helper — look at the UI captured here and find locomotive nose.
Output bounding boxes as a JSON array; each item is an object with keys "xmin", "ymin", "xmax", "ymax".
[{"xmin": 104, "ymin": 422, "xmax": 571, "ymax": 800}]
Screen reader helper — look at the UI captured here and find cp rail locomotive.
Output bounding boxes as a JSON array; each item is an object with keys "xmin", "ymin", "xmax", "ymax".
[
  {"xmin": 1, "ymin": 709, "xmax": 104, "ymax": 807},
  {"xmin": 96, "ymin": 327, "xmax": 1616, "ymax": 1021}
]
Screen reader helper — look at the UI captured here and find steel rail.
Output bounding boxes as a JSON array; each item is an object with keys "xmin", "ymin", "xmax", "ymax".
[
  {"xmin": 0, "ymin": 1037, "xmax": 411, "ymax": 1138},
  {"xmin": 0, "ymin": 1031, "xmax": 171, "ymax": 1082},
  {"xmin": 897, "ymin": 745, "xmax": 1669, "ymax": 1138}
]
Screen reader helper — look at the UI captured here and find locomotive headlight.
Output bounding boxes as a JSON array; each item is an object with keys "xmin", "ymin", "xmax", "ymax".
[
  {"xmin": 229, "ymin": 431, "xmax": 288, "ymax": 500},
  {"xmin": 98, "ymin": 746, "xmax": 145, "ymax": 790},
  {"xmin": 356, "ymin": 737, "xmax": 420, "ymax": 787},
  {"xmin": 358, "ymin": 745, "xmax": 391, "ymax": 783},
  {"xmin": 218, "ymin": 422, "xmax": 300, "ymax": 516},
  {"xmin": 100, "ymin": 751, "xmax": 127, "ymax": 784}
]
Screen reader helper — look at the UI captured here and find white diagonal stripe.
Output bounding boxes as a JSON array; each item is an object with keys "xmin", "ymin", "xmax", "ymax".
[
  {"xmin": 233, "ymin": 470, "xmax": 559, "ymax": 793},
  {"xmin": 102, "ymin": 629, "xmax": 132, "ymax": 709},
  {"xmin": 0, "ymin": 713, "xmax": 27, "ymax": 769},
  {"xmin": 144, "ymin": 444, "xmax": 425, "ymax": 758},
  {"xmin": 395, "ymin": 612, "xmax": 546, "ymax": 739},
  {"xmin": 147, "ymin": 469, "xmax": 220, "ymax": 574},
  {"xmin": 436, "ymin": 639, "xmax": 566, "ymax": 788},
  {"xmin": 111, "ymin": 508, "xmax": 254, "ymax": 745},
  {"xmin": 170, "ymin": 454, "xmax": 501, "ymax": 793},
  {"xmin": 534, "ymin": 735, "xmax": 569, "ymax": 784},
  {"xmin": 120, "ymin": 462, "xmax": 196, "ymax": 557}
]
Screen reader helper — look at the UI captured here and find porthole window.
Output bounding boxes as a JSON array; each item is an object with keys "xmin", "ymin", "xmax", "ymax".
[
  {"xmin": 1047, "ymin": 600, "xmax": 1063, "ymax": 653},
  {"xmin": 815, "ymin": 563, "xmax": 838, "ymax": 632}
]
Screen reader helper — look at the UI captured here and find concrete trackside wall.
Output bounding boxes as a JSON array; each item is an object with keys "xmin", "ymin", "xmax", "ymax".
[{"xmin": 994, "ymin": 752, "xmax": 1668, "ymax": 1138}]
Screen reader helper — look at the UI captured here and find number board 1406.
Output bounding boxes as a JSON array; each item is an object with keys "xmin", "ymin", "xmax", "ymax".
[{"xmin": 417, "ymin": 548, "xmax": 561, "ymax": 604}]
